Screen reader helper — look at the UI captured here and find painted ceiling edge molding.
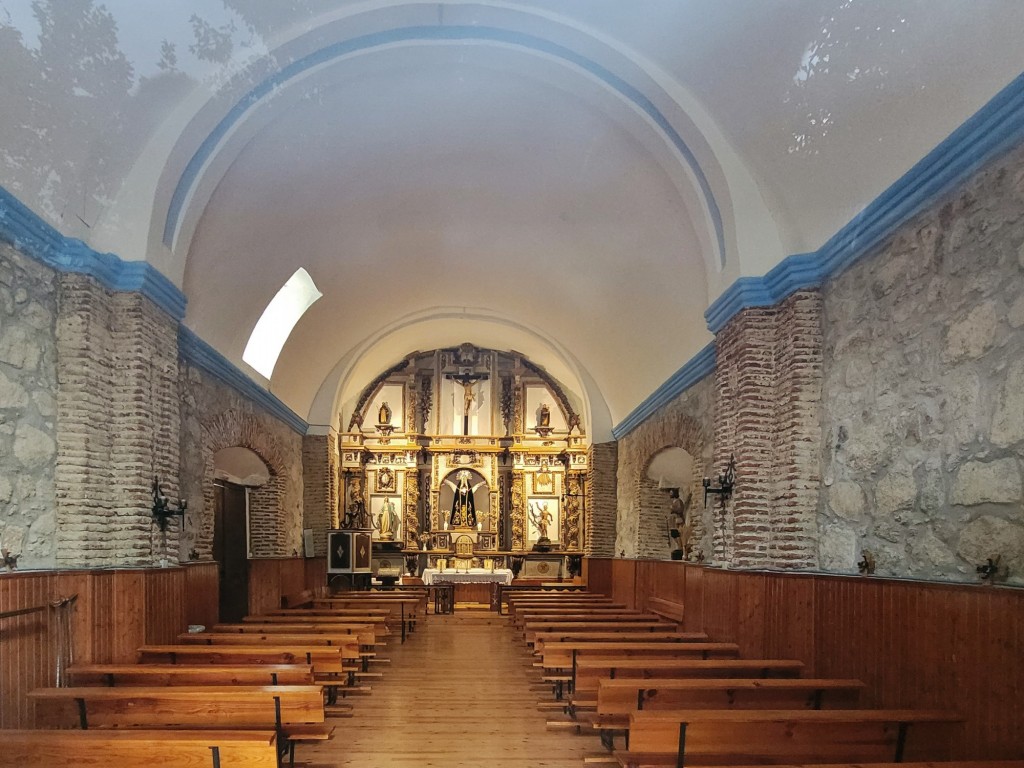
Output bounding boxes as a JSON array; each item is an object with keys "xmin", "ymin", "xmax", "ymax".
[
  {"xmin": 617, "ymin": 68, "xmax": 1024, "ymax": 439},
  {"xmin": 161, "ymin": 24, "xmax": 726, "ymax": 264},
  {"xmin": 178, "ymin": 327, "xmax": 309, "ymax": 434},
  {"xmin": 705, "ymin": 69, "xmax": 1024, "ymax": 334},
  {"xmin": 0, "ymin": 187, "xmax": 186, "ymax": 321},
  {"xmin": 3, "ymin": 70, "xmax": 1023, "ymax": 442},
  {"xmin": 611, "ymin": 343, "xmax": 716, "ymax": 441}
]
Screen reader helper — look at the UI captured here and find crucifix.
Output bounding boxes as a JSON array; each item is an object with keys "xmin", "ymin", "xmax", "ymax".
[{"xmin": 445, "ymin": 369, "xmax": 489, "ymax": 435}]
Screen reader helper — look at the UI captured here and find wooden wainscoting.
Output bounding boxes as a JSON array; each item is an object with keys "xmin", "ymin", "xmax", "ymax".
[
  {"xmin": 0, "ymin": 563, "xmax": 221, "ymax": 729},
  {"xmin": 248, "ymin": 557, "xmax": 326, "ymax": 615},
  {"xmin": 585, "ymin": 558, "xmax": 1024, "ymax": 759}
]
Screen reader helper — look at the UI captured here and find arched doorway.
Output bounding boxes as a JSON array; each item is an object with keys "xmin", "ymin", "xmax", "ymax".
[{"xmin": 213, "ymin": 447, "xmax": 270, "ymax": 622}]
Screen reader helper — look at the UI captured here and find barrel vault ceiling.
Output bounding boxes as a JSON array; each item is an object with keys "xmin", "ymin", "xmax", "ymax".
[{"xmin": 2, "ymin": 1, "xmax": 1023, "ymax": 439}]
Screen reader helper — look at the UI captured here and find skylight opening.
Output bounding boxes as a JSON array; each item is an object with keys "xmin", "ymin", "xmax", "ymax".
[{"xmin": 243, "ymin": 267, "xmax": 322, "ymax": 379}]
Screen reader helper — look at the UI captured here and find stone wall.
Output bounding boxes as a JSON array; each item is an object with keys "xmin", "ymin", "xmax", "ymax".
[
  {"xmin": 614, "ymin": 375, "xmax": 714, "ymax": 560},
  {"xmin": 179, "ymin": 362, "xmax": 304, "ymax": 561},
  {"xmin": 819, "ymin": 142, "xmax": 1024, "ymax": 585},
  {"xmin": 0, "ymin": 241, "xmax": 58, "ymax": 568}
]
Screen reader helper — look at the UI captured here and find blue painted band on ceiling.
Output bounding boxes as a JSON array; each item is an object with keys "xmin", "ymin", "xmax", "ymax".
[
  {"xmin": 611, "ymin": 342, "xmax": 716, "ymax": 441},
  {"xmin": 704, "ymin": 68, "xmax": 1024, "ymax": 333},
  {"xmin": 178, "ymin": 327, "xmax": 309, "ymax": 434},
  {"xmin": 161, "ymin": 24, "xmax": 726, "ymax": 265},
  {"xmin": 0, "ymin": 186, "xmax": 187, "ymax": 321}
]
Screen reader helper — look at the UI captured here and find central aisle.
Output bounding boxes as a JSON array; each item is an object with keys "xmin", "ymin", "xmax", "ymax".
[{"xmin": 306, "ymin": 610, "xmax": 602, "ymax": 767}]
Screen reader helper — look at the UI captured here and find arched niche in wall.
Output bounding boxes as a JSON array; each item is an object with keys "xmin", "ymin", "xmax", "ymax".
[{"xmin": 637, "ymin": 447, "xmax": 698, "ymax": 560}]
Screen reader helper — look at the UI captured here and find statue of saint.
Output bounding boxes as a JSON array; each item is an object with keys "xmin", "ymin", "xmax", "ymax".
[
  {"xmin": 378, "ymin": 401, "xmax": 392, "ymax": 425},
  {"xmin": 528, "ymin": 501, "xmax": 553, "ymax": 541},
  {"xmin": 668, "ymin": 488, "xmax": 693, "ymax": 560},
  {"xmin": 375, "ymin": 496, "xmax": 398, "ymax": 540},
  {"xmin": 443, "ymin": 470, "xmax": 486, "ymax": 527},
  {"xmin": 537, "ymin": 402, "xmax": 551, "ymax": 427}
]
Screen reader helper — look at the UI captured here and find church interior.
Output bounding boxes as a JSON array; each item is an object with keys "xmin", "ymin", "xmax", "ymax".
[{"xmin": 0, "ymin": 2, "xmax": 1022, "ymax": 765}]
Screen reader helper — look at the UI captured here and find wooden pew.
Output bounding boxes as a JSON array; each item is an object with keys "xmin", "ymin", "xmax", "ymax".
[
  {"xmin": 210, "ymin": 622, "xmax": 382, "ymax": 646},
  {"xmin": 137, "ymin": 644, "xmax": 351, "ymax": 673},
  {"xmin": 175, "ymin": 632, "xmax": 366, "ymax": 662},
  {"xmin": 67, "ymin": 663, "xmax": 314, "ymax": 686},
  {"xmin": 311, "ymin": 596, "xmax": 425, "ymax": 641},
  {"xmin": 517, "ymin": 611, "xmax": 663, "ymax": 629},
  {"xmin": 585, "ymin": 678, "xmax": 866, "ymax": 744},
  {"xmin": 616, "ymin": 708, "xmax": 961, "ymax": 767},
  {"xmin": 538, "ymin": 641, "xmax": 741, "ymax": 671},
  {"xmin": 533, "ymin": 632, "xmax": 709, "ymax": 655},
  {"xmin": 30, "ymin": 685, "xmax": 332, "ymax": 767},
  {"xmin": 525, "ymin": 621, "xmax": 676, "ymax": 645},
  {"xmin": 0, "ymin": 728, "xmax": 279, "ymax": 768},
  {"xmin": 572, "ymin": 658, "xmax": 805, "ymax": 699}
]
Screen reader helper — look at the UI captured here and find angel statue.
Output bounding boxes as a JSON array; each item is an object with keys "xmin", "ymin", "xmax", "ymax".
[{"xmin": 443, "ymin": 469, "xmax": 486, "ymax": 527}]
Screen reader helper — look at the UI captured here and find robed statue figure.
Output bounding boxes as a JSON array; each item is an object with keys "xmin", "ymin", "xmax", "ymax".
[{"xmin": 443, "ymin": 469, "xmax": 486, "ymax": 528}]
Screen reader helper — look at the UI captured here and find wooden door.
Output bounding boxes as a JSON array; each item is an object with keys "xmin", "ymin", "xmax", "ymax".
[{"xmin": 214, "ymin": 481, "xmax": 249, "ymax": 623}]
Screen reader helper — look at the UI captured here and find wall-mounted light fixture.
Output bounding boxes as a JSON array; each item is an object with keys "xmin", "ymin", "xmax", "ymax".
[
  {"xmin": 702, "ymin": 454, "xmax": 736, "ymax": 508},
  {"xmin": 152, "ymin": 477, "xmax": 187, "ymax": 532}
]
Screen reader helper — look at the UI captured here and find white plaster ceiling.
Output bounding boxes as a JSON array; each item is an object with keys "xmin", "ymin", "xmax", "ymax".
[{"xmin": 2, "ymin": 1, "xmax": 1023, "ymax": 437}]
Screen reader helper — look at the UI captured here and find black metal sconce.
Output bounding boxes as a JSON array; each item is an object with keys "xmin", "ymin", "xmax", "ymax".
[
  {"xmin": 977, "ymin": 556, "xmax": 1002, "ymax": 582},
  {"xmin": 702, "ymin": 454, "xmax": 736, "ymax": 507},
  {"xmin": 857, "ymin": 550, "xmax": 876, "ymax": 576},
  {"xmin": 151, "ymin": 477, "xmax": 187, "ymax": 532}
]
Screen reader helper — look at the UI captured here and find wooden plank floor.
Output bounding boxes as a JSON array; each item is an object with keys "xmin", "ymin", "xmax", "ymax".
[{"xmin": 304, "ymin": 610, "xmax": 602, "ymax": 767}]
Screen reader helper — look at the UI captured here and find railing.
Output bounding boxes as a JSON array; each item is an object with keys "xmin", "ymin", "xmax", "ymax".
[{"xmin": 0, "ymin": 594, "xmax": 77, "ymax": 685}]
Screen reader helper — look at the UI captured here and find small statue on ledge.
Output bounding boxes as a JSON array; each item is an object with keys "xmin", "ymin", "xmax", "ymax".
[
  {"xmin": 378, "ymin": 401, "xmax": 392, "ymax": 425},
  {"xmin": 2, "ymin": 548, "xmax": 19, "ymax": 572}
]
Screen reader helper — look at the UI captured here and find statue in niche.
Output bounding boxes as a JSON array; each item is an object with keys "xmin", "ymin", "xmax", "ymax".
[
  {"xmin": 443, "ymin": 469, "xmax": 485, "ymax": 528},
  {"xmin": 668, "ymin": 488, "xmax": 693, "ymax": 560},
  {"xmin": 537, "ymin": 402, "xmax": 551, "ymax": 427},
  {"xmin": 378, "ymin": 401, "xmax": 392, "ymax": 425},
  {"xmin": 375, "ymin": 497, "xmax": 399, "ymax": 541},
  {"xmin": 528, "ymin": 501, "xmax": 553, "ymax": 541},
  {"xmin": 343, "ymin": 476, "xmax": 368, "ymax": 529}
]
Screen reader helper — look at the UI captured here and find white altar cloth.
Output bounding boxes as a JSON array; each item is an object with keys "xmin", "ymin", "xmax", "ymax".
[{"xmin": 422, "ymin": 568, "xmax": 513, "ymax": 585}]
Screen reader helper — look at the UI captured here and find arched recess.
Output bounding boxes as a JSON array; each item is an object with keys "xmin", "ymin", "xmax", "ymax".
[
  {"xmin": 614, "ymin": 403, "xmax": 711, "ymax": 560},
  {"xmin": 636, "ymin": 447, "xmax": 700, "ymax": 560},
  {"xmin": 188, "ymin": 410, "xmax": 292, "ymax": 560}
]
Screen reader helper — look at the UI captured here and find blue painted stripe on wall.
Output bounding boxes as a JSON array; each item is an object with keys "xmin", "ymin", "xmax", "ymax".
[
  {"xmin": 178, "ymin": 327, "xmax": 309, "ymax": 435},
  {"xmin": 705, "ymin": 69, "xmax": 1024, "ymax": 334},
  {"xmin": 611, "ymin": 343, "xmax": 716, "ymax": 440},
  {"xmin": 162, "ymin": 25, "xmax": 726, "ymax": 264},
  {"xmin": 0, "ymin": 186, "xmax": 187, "ymax": 321}
]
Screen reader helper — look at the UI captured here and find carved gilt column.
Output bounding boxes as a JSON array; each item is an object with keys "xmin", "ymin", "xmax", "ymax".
[
  {"xmin": 404, "ymin": 468, "xmax": 419, "ymax": 547},
  {"xmin": 511, "ymin": 471, "xmax": 526, "ymax": 550},
  {"xmin": 563, "ymin": 471, "xmax": 586, "ymax": 550}
]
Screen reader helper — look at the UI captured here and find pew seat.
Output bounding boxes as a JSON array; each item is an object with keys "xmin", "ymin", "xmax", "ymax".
[
  {"xmin": 615, "ymin": 708, "xmax": 961, "ymax": 767},
  {"xmin": 0, "ymin": 728, "xmax": 279, "ymax": 768},
  {"xmin": 67, "ymin": 663, "xmax": 315, "ymax": 686}
]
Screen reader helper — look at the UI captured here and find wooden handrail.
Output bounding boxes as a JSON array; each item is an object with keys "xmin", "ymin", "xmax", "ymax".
[{"xmin": 0, "ymin": 595, "xmax": 77, "ymax": 622}]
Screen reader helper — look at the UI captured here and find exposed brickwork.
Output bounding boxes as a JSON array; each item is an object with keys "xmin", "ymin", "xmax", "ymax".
[
  {"xmin": 179, "ymin": 362, "xmax": 303, "ymax": 561},
  {"xmin": 55, "ymin": 275, "xmax": 180, "ymax": 567},
  {"xmin": 713, "ymin": 291, "xmax": 823, "ymax": 568},
  {"xmin": 615, "ymin": 376, "xmax": 714, "ymax": 560},
  {"xmin": 302, "ymin": 432, "xmax": 338, "ymax": 556},
  {"xmin": 586, "ymin": 441, "xmax": 618, "ymax": 556}
]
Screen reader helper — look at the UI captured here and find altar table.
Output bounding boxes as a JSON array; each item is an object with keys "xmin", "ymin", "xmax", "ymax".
[{"xmin": 422, "ymin": 568, "xmax": 513, "ymax": 586}]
